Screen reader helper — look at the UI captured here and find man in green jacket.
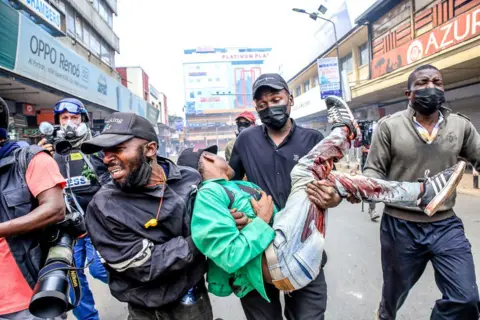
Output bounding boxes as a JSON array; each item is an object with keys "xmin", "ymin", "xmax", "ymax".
[{"xmin": 178, "ymin": 96, "xmax": 465, "ymax": 310}]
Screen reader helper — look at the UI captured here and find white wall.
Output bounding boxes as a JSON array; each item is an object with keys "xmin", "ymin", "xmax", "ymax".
[{"xmin": 126, "ymin": 67, "xmax": 144, "ymax": 99}]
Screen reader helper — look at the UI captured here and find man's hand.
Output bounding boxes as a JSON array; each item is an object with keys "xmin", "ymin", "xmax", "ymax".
[
  {"xmin": 307, "ymin": 180, "xmax": 342, "ymax": 209},
  {"xmin": 250, "ymin": 191, "xmax": 274, "ymax": 224},
  {"xmin": 230, "ymin": 209, "xmax": 249, "ymax": 230},
  {"xmin": 38, "ymin": 138, "xmax": 54, "ymax": 155}
]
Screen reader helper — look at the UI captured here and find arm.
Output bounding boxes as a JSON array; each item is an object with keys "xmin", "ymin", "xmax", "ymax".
[
  {"xmin": 191, "ymin": 185, "xmax": 275, "ymax": 274},
  {"xmin": 86, "ymin": 202, "xmax": 201, "ymax": 283},
  {"xmin": 0, "ymin": 152, "xmax": 65, "ymax": 237},
  {"xmin": 363, "ymin": 121, "xmax": 391, "ymax": 180},
  {"xmin": 459, "ymin": 120, "xmax": 480, "ymax": 172},
  {"xmin": 229, "ymin": 140, "xmax": 246, "ymax": 181},
  {"xmin": 225, "ymin": 141, "xmax": 233, "ymax": 162},
  {"xmin": 0, "ymin": 187, "xmax": 64, "ymax": 237}
]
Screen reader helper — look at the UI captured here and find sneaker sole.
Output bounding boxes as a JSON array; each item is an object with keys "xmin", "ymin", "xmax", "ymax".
[
  {"xmin": 326, "ymin": 96, "xmax": 355, "ymax": 123},
  {"xmin": 424, "ymin": 161, "xmax": 466, "ymax": 216}
]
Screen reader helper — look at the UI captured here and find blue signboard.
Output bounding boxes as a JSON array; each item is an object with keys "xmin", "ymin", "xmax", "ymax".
[{"xmin": 15, "ymin": 15, "xmax": 119, "ymax": 110}]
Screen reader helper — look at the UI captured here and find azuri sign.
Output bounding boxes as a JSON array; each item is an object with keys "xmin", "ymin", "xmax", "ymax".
[
  {"xmin": 372, "ymin": 7, "xmax": 480, "ymax": 78},
  {"xmin": 15, "ymin": 0, "xmax": 62, "ymax": 32}
]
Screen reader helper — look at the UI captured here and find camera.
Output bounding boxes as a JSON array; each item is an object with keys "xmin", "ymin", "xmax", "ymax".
[
  {"xmin": 29, "ymin": 182, "xmax": 87, "ymax": 318},
  {"xmin": 39, "ymin": 122, "xmax": 73, "ymax": 156}
]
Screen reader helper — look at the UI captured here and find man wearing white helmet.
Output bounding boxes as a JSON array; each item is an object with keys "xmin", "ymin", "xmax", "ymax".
[{"xmin": 39, "ymin": 98, "xmax": 108, "ymax": 320}]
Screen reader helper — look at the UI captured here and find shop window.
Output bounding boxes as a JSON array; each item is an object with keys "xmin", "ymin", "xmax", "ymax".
[
  {"xmin": 304, "ymin": 80, "xmax": 310, "ymax": 92},
  {"xmin": 90, "ymin": 33, "xmax": 101, "ymax": 56},
  {"xmin": 295, "ymin": 86, "xmax": 302, "ymax": 97},
  {"xmin": 92, "ymin": 0, "xmax": 99, "ymax": 11},
  {"xmin": 66, "ymin": 6, "xmax": 75, "ymax": 35},
  {"xmin": 359, "ymin": 43, "xmax": 369, "ymax": 66},
  {"xmin": 313, "ymin": 76, "xmax": 319, "ymax": 87},
  {"xmin": 99, "ymin": 2, "xmax": 109, "ymax": 23},
  {"xmin": 340, "ymin": 53, "xmax": 353, "ymax": 73},
  {"xmin": 100, "ymin": 42, "xmax": 111, "ymax": 66},
  {"xmin": 75, "ymin": 14, "xmax": 83, "ymax": 39},
  {"xmin": 83, "ymin": 25, "xmax": 90, "ymax": 48}
]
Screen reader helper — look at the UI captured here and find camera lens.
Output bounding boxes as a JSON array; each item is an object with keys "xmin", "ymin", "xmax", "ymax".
[{"xmin": 29, "ymin": 233, "xmax": 74, "ymax": 318}]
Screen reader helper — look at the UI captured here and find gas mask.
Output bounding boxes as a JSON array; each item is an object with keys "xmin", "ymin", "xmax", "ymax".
[{"xmin": 58, "ymin": 120, "xmax": 88, "ymax": 140}]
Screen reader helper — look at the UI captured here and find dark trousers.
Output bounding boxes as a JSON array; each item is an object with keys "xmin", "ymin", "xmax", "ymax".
[
  {"xmin": 127, "ymin": 282, "xmax": 213, "ymax": 320},
  {"xmin": 379, "ymin": 214, "xmax": 479, "ymax": 320},
  {"xmin": 240, "ymin": 251, "xmax": 328, "ymax": 320}
]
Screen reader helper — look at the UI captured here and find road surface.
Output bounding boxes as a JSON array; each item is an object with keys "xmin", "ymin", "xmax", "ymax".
[{"xmin": 87, "ymin": 193, "xmax": 480, "ymax": 320}]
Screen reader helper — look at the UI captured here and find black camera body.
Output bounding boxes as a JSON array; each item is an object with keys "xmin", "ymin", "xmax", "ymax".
[{"xmin": 39, "ymin": 122, "xmax": 73, "ymax": 156}]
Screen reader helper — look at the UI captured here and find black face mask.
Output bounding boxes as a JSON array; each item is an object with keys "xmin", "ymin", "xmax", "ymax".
[
  {"xmin": 237, "ymin": 122, "xmax": 251, "ymax": 134},
  {"xmin": 411, "ymin": 88, "xmax": 445, "ymax": 115},
  {"xmin": 259, "ymin": 105, "xmax": 290, "ymax": 130}
]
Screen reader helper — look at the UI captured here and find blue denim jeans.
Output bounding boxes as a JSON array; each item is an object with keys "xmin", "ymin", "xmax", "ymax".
[
  {"xmin": 268, "ymin": 127, "xmax": 421, "ymax": 291},
  {"xmin": 70, "ymin": 236, "xmax": 108, "ymax": 320}
]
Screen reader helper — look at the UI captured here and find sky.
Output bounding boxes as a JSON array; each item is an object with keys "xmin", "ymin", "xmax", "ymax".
[{"xmin": 114, "ymin": 0, "xmax": 376, "ymax": 116}]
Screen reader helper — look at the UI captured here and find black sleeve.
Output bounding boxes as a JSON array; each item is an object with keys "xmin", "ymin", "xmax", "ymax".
[
  {"xmin": 229, "ymin": 139, "xmax": 245, "ymax": 180},
  {"xmin": 86, "ymin": 200, "xmax": 200, "ymax": 283}
]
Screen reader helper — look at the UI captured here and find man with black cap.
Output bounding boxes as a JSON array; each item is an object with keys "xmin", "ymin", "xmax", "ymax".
[
  {"xmin": 81, "ymin": 112, "xmax": 212, "ymax": 320},
  {"xmin": 224, "ymin": 111, "xmax": 256, "ymax": 162},
  {"xmin": 229, "ymin": 73, "xmax": 341, "ymax": 319}
]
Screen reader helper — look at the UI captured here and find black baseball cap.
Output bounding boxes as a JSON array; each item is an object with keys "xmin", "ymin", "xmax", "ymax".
[
  {"xmin": 81, "ymin": 112, "xmax": 158, "ymax": 154},
  {"xmin": 253, "ymin": 73, "xmax": 290, "ymax": 99},
  {"xmin": 177, "ymin": 145, "xmax": 218, "ymax": 170}
]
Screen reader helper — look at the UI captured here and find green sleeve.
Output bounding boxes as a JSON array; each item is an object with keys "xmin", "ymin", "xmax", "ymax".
[{"xmin": 191, "ymin": 184, "xmax": 275, "ymax": 274}]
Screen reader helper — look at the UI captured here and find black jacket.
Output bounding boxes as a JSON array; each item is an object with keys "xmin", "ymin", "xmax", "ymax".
[{"xmin": 85, "ymin": 156, "xmax": 206, "ymax": 308}]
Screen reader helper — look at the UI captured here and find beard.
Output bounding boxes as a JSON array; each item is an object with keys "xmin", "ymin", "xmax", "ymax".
[{"xmin": 113, "ymin": 146, "xmax": 153, "ymax": 191}]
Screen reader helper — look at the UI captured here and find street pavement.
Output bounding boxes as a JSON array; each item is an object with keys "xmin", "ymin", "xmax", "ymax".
[{"xmin": 87, "ymin": 194, "xmax": 480, "ymax": 320}]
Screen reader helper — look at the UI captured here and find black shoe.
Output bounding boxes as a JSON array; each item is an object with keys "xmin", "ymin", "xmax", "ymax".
[
  {"xmin": 325, "ymin": 96, "xmax": 359, "ymax": 139},
  {"xmin": 419, "ymin": 161, "xmax": 466, "ymax": 216}
]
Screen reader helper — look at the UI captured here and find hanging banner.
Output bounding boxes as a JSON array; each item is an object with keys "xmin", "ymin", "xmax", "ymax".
[{"xmin": 317, "ymin": 57, "xmax": 342, "ymax": 99}]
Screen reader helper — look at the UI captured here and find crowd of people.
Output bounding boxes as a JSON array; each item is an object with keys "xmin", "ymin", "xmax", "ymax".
[{"xmin": 0, "ymin": 64, "xmax": 479, "ymax": 320}]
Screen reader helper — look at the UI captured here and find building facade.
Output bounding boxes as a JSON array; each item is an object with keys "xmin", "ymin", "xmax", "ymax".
[
  {"xmin": 288, "ymin": 0, "xmax": 480, "ymax": 133},
  {"xmin": 353, "ymin": 0, "xmax": 480, "ymax": 130},
  {"xmin": 182, "ymin": 47, "xmax": 272, "ymax": 150},
  {"xmin": 0, "ymin": 0, "xmax": 159, "ymax": 142}
]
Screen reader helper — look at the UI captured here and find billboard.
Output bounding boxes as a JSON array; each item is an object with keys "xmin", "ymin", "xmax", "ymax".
[
  {"xmin": 317, "ymin": 57, "xmax": 342, "ymax": 98},
  {"xmin": 183, "ymin": 47, "xmax": 271, "ymax": 114}
]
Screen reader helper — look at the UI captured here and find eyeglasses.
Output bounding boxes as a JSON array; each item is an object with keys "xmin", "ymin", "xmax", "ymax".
[{"xmin": 54, "ymin": 102, "xmax": 84, "ymax": 114}]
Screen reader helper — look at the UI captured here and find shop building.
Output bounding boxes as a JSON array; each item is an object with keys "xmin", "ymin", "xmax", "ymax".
[
  {"xmin": 353, "ymin": 0, "xmax": 480, "ymax": 129},
  {"xmin": 0, "ymin": 0, "xmax": 158, "ymax": 142},
  {"xmin": 288, "ymin": 0, "xmax": 480, "ymax": 133}
]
